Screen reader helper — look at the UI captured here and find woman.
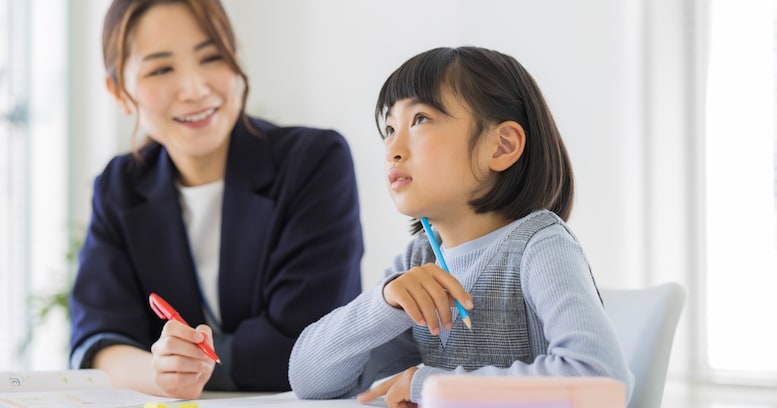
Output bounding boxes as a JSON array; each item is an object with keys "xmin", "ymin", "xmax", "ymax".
[{"xmin": 69, "ymin": 0, "xmax": 363, "ymax": 400}]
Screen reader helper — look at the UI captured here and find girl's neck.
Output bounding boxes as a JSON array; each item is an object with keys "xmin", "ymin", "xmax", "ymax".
[{"xmin": 429, "ymin": 212, "xmax": 512, "ymax": 248}]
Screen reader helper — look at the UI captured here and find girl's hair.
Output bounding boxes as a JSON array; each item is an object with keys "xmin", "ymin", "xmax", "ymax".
[
  {"xmin": 375, "ymin": 46, "xmax": 574, "ymax": 233},
  {"xmin": 102, "ymin": 0, "xmax": 255, "ymax": 158}
]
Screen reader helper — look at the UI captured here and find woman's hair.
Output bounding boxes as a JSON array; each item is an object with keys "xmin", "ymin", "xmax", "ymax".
[
  {"xmin": 102, "ymin": 0, "xmax": 254, "ymax": 156},
  {"xmin": 375, "ymin": 46, "xmax": 574, "ymax": 233}
]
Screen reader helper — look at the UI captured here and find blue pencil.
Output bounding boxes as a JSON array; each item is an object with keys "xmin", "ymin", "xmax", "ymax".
[{"xmin": 420, "ymin": 217, "xmax": 472, "ymax": 330}]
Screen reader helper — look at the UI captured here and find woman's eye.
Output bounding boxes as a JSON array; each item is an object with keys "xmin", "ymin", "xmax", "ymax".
[
  {"xmin": 147, "ymin": 66, "xmax": 172, "ymax": 77},
  {"xmin": 202, "ymin": 54, "xmax": 224, "ymax": 64},
  {"xmin": 383, "ymin": 126, "xmax": 395, "ymax": 139}
]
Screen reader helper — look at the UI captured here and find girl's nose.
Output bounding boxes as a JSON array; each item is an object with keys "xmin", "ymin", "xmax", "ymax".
[
  {"xmin": 385, "ymin": 130, "xmax": 407, "ymax": 163},
  {"xmin": 385, "ymin": 142, "xmax": 404, "ymax": 163}
]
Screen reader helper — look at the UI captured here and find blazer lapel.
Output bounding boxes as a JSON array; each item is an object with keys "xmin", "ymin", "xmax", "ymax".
[
  {"xmin": 218, "ymin": 121, "xmax": 276, "ymax": 332},
  {"xmin": 122, "ymin": 148, "xmax": 206, "ymax": 325}
]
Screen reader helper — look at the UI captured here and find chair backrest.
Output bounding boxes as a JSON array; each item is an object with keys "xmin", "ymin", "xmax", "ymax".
[{"xmin": 599, "ymin": 282, "xmax": 686, "ymax": 408}]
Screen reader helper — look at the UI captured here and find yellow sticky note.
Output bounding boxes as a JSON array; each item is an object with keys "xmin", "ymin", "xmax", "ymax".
[{"xmin": 144, "ymin": 401, "xmax": 198, "ymax": 408}]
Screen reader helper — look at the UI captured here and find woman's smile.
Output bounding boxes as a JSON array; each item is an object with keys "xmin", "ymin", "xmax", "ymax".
[{"xmin": 174, "ymin": 107, "xmax": 218, "ymax": 128}]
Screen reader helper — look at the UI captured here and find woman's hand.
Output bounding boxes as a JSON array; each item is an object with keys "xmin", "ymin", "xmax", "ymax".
[
  {"xmin": 383, "ymin": 263, "xmax": 473, "ymax": 335},
  {"xmin": 357, "ymin": 366, "xmax": 419, "ymax": 408},
  {"xmin": 150, "ymin": 320, "xmax": 216, "ymax": 400}
]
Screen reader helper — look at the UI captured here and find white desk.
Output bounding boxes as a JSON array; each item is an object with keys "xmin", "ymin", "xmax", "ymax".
[
  {"xmin": 192, "ymin": 392, "xmax": 383, "ymax": 407},
  {"xmin": 0, "ymin": 370, "xmax": 383, "ymax": 408}
]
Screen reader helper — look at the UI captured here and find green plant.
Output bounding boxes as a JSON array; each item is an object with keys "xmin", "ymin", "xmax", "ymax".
[{"xmin": 18, "ymin": 231, "xmax": 82, "ymax": 355}]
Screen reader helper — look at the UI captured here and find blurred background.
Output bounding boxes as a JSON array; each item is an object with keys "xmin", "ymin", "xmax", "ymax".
[{"xmin": 1, "ymin": 0, "xmax": 775, "ymax": 406}]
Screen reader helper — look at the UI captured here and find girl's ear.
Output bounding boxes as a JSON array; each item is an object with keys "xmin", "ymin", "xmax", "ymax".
[
  {"xmin": 104, "ymin": 76, "xmax": 134, "ymax": 115},
  {"xmin": 489, "ymin": 121, "xmax": 526, "ymax": 172}
]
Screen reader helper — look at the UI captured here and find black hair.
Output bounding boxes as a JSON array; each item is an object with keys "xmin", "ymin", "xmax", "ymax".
[{"xmin": 375, "ymin": 46, "xmax": 574, "ymax": 234}]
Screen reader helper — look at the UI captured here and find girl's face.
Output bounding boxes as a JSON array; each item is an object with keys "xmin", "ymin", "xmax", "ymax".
[
  {"xmin": 383, "ymin": 87, "xmax": 492, "ymax": 222},
  {"xmin": 118, "ymin": 3, "xmax": 242, "ymax": 185}
]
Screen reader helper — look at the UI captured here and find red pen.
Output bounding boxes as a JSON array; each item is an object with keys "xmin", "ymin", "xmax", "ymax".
[{"xmin": 149, "ymin": 292, "xmax": 222, "ymax": 364}]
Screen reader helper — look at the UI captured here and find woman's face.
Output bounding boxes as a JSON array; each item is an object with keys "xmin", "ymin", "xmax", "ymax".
[{"xmin": 118, "ymin": 2, "xmax": 242, "ymax": 185}]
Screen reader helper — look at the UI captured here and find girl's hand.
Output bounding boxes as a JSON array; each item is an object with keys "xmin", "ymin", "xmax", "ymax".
[
  {"xmin": 150, "ymin": 320, "xmax": 216, "ymax": 400},
  {"xmin": 383, "ymin": 263, "xmax": 473, "ymax": 335},
  {"xmin": 357, "ymin": 366, "xmax": 419, "ymax": 408}
]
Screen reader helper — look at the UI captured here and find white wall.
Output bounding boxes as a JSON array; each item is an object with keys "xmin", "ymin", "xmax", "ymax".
[
  {"xmin": 66, "ymin": 0, "xmax": 697, "ymax": 298},
  {"xmin": 68, "ymin": 0, "xmax": 695, "ymax": 373},
  {"xmin": 68, "ymin": 0, "xmax": 129, "ymax": 234},
  {"xmin": 67, "ymin": 0, "xmax": 668, "ymax": 290},
  {"xmin": 216, "ymin": 0, "xmax": 697, "ymax": 377},
  {"xmin": 218, "ymin": 0, "xmax": 654, "ymax": 289}
]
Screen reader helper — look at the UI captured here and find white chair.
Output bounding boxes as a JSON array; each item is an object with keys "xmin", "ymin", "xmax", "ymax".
[{"xmin": 600, "ymin": 282, "xmax": 686, "ymax": 408}]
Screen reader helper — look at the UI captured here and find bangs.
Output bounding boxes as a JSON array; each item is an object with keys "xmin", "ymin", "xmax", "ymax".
[{"xmin": 374, "ymin": 48, "xmax": 458, "ymax": 137}]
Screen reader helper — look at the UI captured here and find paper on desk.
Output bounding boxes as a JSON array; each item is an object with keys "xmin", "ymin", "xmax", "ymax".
[
  {"xmin": 0, "ymin": 369, "xmax": 112, "ymax": 392},
  {"xmin": 0, "ymin": 369, "xmax": 380, "ymax": 408},
  {"xmin": 0, "ymin": 390, "xmax": 380, "ymax": 408},
  {"xmin": 0, "ymin": 369, "xmax": 168, "ymax": 408},
  {"xmin": 191, "ymin": 391, "xmax": 383, "ymax": 407},
  {"xmin": 0, "ymin": 389, "xmax": 178, "ymax": 408}
]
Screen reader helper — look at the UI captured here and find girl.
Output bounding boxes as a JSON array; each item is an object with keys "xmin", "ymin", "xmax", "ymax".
[
  {"xmin": 69, "ymin": 0, "xmax": 363, "ymax": 400},
  {"xmin": 288, "ymin": 46, "xmax": 633, "ymax": 407}
]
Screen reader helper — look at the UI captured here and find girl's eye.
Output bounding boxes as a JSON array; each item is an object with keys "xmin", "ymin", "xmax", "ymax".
[
  {"xmin": 412, "ymin": 113, "xmax": 429, "ymax": 126},
  {"xmin": 383, "ymin": 126, "xmax": 395, "ymax": 139},
  {"xmin": 147, "ymin": 66, "xmax": 172, "ymax": 77}
]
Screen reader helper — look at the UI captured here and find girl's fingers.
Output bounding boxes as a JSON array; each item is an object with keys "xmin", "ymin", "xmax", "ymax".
[
  {"xmin": 386, "ymin": 285, "xmax": 427, "ymax": 326},
  {"xmin": 416, "ymin": 264, "xmax": 467, "ymax": 331},
  {"xmin": 406, "ymin": 285, "xmax": 442, "ymax": 335},
  {"xmin": 357, "ymin": 374, "xmax": 399, "ymax": 403},
  {"xmin": 421, "ymin": 279, "xmax": 454, "ymax": 330},
  {"xmin": 384, "ymin": 263, "xmax": 474, "ymax": 334},
  {"xmin": 428, "ymin": 265, "xmax": 474, "ymax": 310}
]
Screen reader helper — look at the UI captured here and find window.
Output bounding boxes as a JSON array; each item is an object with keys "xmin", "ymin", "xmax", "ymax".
[
  {"xmin": 703, "ymin": 0, "xmax": 777, "ymax": 380},
  {"xmin": 0, "ymin": 0, "xmax": 30, "ymax": 370},
  {"xmin": 0, "ymin": 0, "xmax": 69, "ymax": 370}
]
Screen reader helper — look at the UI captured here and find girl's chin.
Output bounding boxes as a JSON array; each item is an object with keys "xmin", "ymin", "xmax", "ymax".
[
  {"xmin": 390, "ymin": 197, "xmax": 429, "ymax": 219},
  {"xmin": 394, "ymin": 207, "xmax": 424, "ymax": 220}
]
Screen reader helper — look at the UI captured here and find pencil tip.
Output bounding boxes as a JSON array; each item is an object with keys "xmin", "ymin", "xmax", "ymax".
[
  {"xmin": 216, "ymin": 359, "xmax": 222, "ymax": 365},
  {"xmin": 462, "ymin": 316, "xmax": 472, "ymax": 330}
]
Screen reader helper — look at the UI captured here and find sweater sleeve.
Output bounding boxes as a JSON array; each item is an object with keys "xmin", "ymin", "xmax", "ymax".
[
  {"xmin": 288, "ymin": 276, "xmax": 418, "ymax": 399},
  {"xmin": 409, "ymin": 225, "xmax": 634, "ymax": 403},
  {"xmin": 289, "ymin": 234, "xmax": 434, "ymax": 399}
]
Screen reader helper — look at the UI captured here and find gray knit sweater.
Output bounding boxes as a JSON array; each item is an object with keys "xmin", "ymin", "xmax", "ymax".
[{"xmin": 289, "ymin": 210, "xmax": 634, "ymax": 403}]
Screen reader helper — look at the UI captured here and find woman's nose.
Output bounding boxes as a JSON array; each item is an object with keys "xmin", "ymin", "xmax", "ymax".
[{"xmin": 178, "ymin": 68, "xmax": 210, "ymax": 101}]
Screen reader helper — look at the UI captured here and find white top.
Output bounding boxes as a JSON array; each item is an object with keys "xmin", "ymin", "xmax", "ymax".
[{"xmin": 177, "ymin": 180, "xmax": 224, "ymax": 328}]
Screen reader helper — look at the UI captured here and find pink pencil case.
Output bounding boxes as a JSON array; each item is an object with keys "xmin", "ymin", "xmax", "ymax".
[{"xmin": 420, "ymin": 375, "xmax": 625, "ymax": 408}]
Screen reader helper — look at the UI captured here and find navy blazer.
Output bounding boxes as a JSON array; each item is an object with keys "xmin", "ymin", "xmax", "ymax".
[{"xmin": 69, "ymin": 116, "xmax": 363, "ymax": 391}]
